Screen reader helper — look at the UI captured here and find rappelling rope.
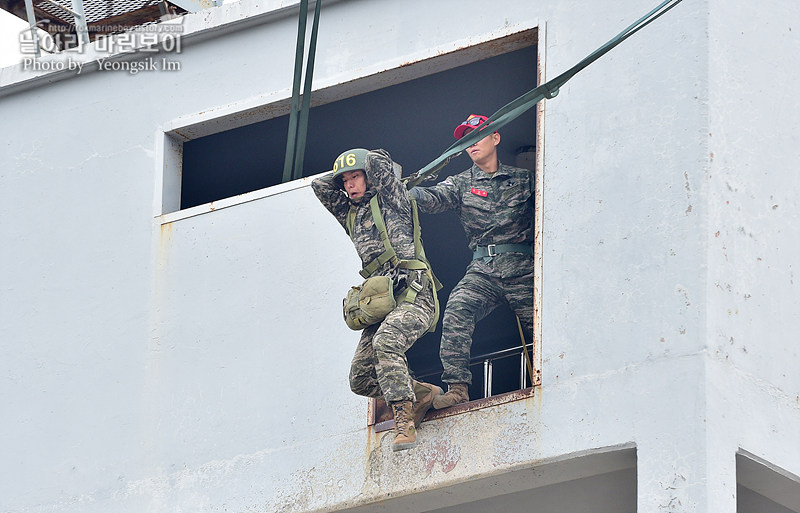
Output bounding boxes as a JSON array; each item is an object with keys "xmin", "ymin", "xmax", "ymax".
[{"xmin": 403, "ymin": 0, "xmax": 684, "ymax": 189}]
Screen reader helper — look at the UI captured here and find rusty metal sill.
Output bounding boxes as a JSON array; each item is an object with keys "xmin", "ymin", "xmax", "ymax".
[{"xmin": 371, "ymin": 386, "xmax": 538, "ymax": 433}]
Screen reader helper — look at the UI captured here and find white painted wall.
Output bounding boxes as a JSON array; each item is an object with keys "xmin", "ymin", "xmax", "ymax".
[
  {"xmin": 1, "ymin": 0, "xmax": 798, "ymax": 512},
  {"xmin": 703, "ymin": 1, "xmax": 800, "ymax": 511}
]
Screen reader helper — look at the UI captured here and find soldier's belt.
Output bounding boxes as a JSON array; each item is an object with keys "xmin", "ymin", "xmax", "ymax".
[{"xmin": 473, "ymin": 244, "xmax": 533, "ymax": 260}]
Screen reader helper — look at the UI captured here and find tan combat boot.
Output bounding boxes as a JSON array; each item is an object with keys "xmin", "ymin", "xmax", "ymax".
[
  {"xmin": 390, "ymin": 400, "xmax": 417, "ymax": 452},
  {"xmin": 411, "ymin": 380, "xmax": 443, "ymax": 427},
  {"xmin": 432, "ymin": 383, "xmax": 469, "ymax": 409}
]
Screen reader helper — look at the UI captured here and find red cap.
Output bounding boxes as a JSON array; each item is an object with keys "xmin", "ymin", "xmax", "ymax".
[{"xmin": 453, "ymin": 114, "xmax": 489, "ymax": 139}]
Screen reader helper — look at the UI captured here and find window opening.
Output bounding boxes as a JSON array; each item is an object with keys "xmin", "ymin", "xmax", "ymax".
[
  {"xmin": 372, "ymin": 46, "xmax": 539, "ymax": 429},
  {"xmin": 171, "ymin": 33, "xmax": 541, "ymax": 429},
  {"xmin": 177, "ymin": 43, "xmax": 538, "ymax": 211}
]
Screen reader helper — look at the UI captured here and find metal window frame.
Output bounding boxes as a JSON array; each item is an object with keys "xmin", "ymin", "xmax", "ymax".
[{"xmin": 369, "ymin": 24, "xmax": 547, "ymax": 432}]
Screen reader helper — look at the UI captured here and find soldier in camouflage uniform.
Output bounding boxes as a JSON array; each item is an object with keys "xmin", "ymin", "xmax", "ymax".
[
  {"xmin": 410, "ymin": 114, "xmax": 534, "ymax": 408},
  {"xmin": 312, "ymin": 148, "xmax": 442, "ymax": 451}
]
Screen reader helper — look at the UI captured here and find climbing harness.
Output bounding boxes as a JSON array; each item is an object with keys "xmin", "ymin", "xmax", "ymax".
[{"xmin": 343, "ymin": 195, "xmax": 442, "ymax": 332}]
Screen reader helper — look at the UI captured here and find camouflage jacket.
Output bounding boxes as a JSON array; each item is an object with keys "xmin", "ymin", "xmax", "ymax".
[
  {"xmin": 412, "ymin": 162, "xmax": 534, "ymax": 251},
  {"xmin": 312, "ymin": 149, "xmax": 416, "ymax": 278},
  {"xmin": 412, "ymin": 162, "xmax": 534, "ymax": 279}
]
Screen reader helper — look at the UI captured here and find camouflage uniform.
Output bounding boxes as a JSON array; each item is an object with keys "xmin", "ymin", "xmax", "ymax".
[
  {"xmin": 412, "ymin": 162, "xmax": 534, "ymax": 385},
  {"xmin": 312, "ymin": 149, "xmax": 435, "ymax": 403}
]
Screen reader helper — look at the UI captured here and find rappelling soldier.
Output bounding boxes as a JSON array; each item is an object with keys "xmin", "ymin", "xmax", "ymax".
[{"xmin": 312, "ymin": 148, "xmax": 442, "ymax": 452}]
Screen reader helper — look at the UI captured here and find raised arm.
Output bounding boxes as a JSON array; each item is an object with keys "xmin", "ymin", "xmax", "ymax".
[
  {"xmin": 363, "ymin": 149, "xmax": 411, "ymax": 215},
  {"xmin": 311, "ymin": 172, "xmax": 350, "ymax": 230}
]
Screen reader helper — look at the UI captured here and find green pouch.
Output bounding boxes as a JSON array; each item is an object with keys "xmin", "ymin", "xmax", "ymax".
[{"xmin": 343, "ymin": 276, "xmax": 396, "ymax": 330}]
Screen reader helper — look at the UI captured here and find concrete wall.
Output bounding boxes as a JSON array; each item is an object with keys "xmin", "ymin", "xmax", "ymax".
[
  {"xmin": 704, "ymin": 1, "xmax": 800, "ymax": 511},
  {"xmin": 1, "ymin": 0, "xmax": 799, "ymax": 512}
]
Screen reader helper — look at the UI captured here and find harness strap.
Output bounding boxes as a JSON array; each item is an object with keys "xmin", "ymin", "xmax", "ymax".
[
  {"xmin": 410, "ymin": 197, "xmax": 444, "ymax": 292},
  {"xmin": 345, "ymin": 195, "xmax": 442, "ymax": 332},
  {"xmin": 473, "ymin": 243, "xmax": 533, "ymax": 260},
  {"xmin": 347, "ymin": 197, "xmax": 399, "ymax": 279},
  {"xmin": 361, "ymin": 196, "xmax": 399, "ymax": 278},
  {"xmin": 517, "ymin": 315, "xmax": 536, "ymax": 387}
]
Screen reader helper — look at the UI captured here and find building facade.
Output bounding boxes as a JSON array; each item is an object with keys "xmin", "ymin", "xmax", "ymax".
[{"xmin": 1, "ymin": 0, "xmax": 799, "ymax": 512}]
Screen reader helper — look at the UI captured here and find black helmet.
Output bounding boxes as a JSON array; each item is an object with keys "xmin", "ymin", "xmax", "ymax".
[{"xmin": 332, "ymin": 148, "xmax": 369, "ymax": 186}]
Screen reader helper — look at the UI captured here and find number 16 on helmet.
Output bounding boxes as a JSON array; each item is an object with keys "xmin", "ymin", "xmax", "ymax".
[{"xmin": 332, "ymin": 148, "xmax": 369, "ymax": 185}]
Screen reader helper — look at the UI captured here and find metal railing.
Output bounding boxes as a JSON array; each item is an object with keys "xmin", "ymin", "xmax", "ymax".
[
  {"xmin": 23, "ymin": 0, "xmax": 89, "ymax": 57},
  {"xmin": 416, "ymin": 343, "xmax": 536, "ymax": 400},
  {"xmin": 476, "ymin": 345, "xmax": 534, "ymax": 398}
]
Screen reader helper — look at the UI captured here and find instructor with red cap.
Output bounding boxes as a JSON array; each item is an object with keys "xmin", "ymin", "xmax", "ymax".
[{"xmin": 410, "ymin": 114, "xmax": 535, "ymax": 408}]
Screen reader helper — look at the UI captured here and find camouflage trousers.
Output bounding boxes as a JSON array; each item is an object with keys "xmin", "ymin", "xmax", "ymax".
[
  {"xmin": 440, "ymin": 258, "xmax": 534, "ymax": 385},
  {"xmin": 349, "ymin": 284, "xmax": 435, "ymax": 403}
]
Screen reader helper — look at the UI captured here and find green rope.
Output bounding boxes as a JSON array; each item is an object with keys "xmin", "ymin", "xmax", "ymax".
[
  {"xmin": 404, "ymin": 0, "xmax": 684, "ymax": 189},
  {"xmin": 292, "ymin": 0, "xmax": 322, "ymax": 181},
  {"xmin": 281, "ymin": 0, "xmax": 309, "ymax": 184},
  {"xmin": 282, "ymin": 0, "xmax": 322, "ymax": 183}
]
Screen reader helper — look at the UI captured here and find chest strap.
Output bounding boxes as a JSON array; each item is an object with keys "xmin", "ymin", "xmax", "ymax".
[
  {"xmin": 347, "ymin": 196, "xmax": 399, "ymax": 278},
  {"xmin": 346, "ymin": 195, "xmax": 442, "ymax": 332}
]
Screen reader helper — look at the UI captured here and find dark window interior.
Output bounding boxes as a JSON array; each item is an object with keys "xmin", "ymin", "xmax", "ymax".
[{"xmin": 182, "ymin": 43, "xmax": 538, "ymax": 405}]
